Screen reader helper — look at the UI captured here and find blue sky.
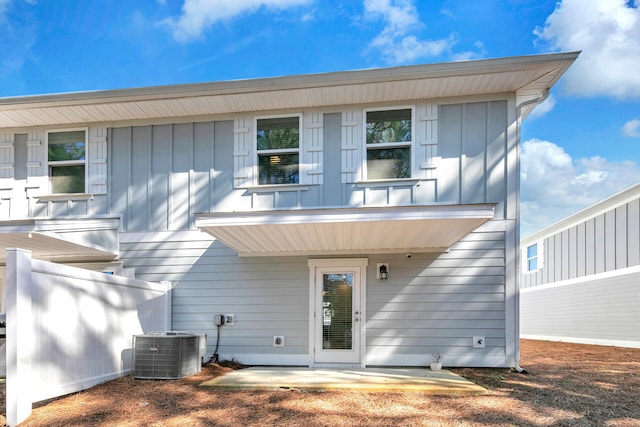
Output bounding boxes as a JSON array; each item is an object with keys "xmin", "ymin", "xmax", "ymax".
[{"xmin": 1, "ymin": 0, "xmax": 639, "ymax": 235}]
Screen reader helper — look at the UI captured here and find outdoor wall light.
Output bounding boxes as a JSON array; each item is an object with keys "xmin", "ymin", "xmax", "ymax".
[{"xmin": 377, "ymin": 263, "xmax": 389, "ymax": 280}]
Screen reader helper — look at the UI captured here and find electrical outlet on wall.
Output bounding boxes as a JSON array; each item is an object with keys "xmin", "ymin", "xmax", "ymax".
[
  {"xmin": 273, "ymin": 336, "xmax": 285, "ymax": 347},
  {"xmin": 224, "ymin": 314, "xmax": 235, "ymax": 325}
]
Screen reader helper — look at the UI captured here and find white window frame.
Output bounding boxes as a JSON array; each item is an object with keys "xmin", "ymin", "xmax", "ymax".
[
  {"xmin": 363, "ymin": 106, "xmax": 415, "ymax": 181},
  {"xmin": 254, "ymin": 114, "xmax": 302, "ymax": 186},
  {"xmin": 524, "ymin": 241, "xmax": 544, "ymax": 273},
  {"xmin": 46, "ymin": 128, "xmax": 89, "ymax": 194}
]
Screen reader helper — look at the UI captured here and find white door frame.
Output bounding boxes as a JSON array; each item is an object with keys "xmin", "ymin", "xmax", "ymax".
[{"xmin": 308, "ymin": 258, "xmax": 367, "ymax": 367}]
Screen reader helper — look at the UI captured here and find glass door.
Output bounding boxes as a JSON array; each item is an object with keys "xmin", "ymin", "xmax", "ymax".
[{"xmin": 313, "ymin": 265, "xmax": 363, "ymax": 365}]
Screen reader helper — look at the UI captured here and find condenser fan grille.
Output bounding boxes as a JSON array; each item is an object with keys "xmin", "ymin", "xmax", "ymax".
[{"xmin": 131, "ymin": 332, "xmax": 201, "ymax": 379}]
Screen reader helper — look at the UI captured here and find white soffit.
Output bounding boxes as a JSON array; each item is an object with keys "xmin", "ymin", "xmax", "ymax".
[
  {"xmin": 0, "ymin": 52, "xmax": 579, "ymax": 129},
  {"xmin": 0, "ymin": 218, "xmax": 119, "ymax": 264},
  {"xmin": 196, "ymin": 204, "xmax": 496, "ymax": 257}
]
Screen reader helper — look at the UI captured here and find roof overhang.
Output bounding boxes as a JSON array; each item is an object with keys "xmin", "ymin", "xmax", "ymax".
[
  {"xmin": 196, "ymin": 204, "xmax": 496, "ymax": 257},
  {"xmin": 0, "ymin": 217, "xmax": 119, "ymax": 264},
  {"xmin": 0, "ymin": 52, "xmax": 579, "ymax": 129}
]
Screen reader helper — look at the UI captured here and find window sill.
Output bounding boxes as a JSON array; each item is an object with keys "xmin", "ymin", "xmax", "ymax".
[
  {"xmin": 36, "ymin": 193, "xmax": 94, "ymax": 202},
  {"xmin": 356, "ymin": 178, "xmax": 421, "ymax": 188},
  {"xmin": 245, "ymin": 184, "xmax": 309, "ymax": 193}
]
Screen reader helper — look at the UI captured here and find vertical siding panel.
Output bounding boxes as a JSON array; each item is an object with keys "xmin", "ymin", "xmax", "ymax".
[
  {"xmin": 323, "ymin": 113, "xmax": 343, "ymax": 206},
  {"xmin": 130, "ymin": 126, "xmax": 151, "ymax": 231},
  {"xmin": 192, "ymin": 122, "xmax": 214, "ymax": 221},
  {"xmin": 628, "ymin": 199, "xmax": 640, "ymax": 266},
  {"xmin": 464, "ymin": 103, "xmax": 488, "ymax": 203},
  {"xmin": 438, "ymin": 104, "xmax": 462, "ymax": 203},
  {"xmin": 585, "ymin": 218, "xmax": 596, "ymax": 275},
  {"xmin": 560, "ymin": 230, "xmax": 568, "ymax": 280},
  {"xmin": 568, "ymin": 227, "xmax": 577, "ymax": 279},
  {"xmin": 213, "ymin": 121, "xmax": 236, "ymax": 211},
  {"xmin": 151, "ymin": 125, "xmax": 171, "ymax": 231},
  {"xmin": 605, "ymin": 210, "xmax": 616, "ymax": 271},
  {"xmin": 486, "ymin": 101, "xmax": 507, "ymax": 219},
  {"xmin": 545, "ymin": 236, "xmax": 554, "ymax": 284},
  {"xmin": 110, "ymin": 128, "xmax": 131, "ymax": 231},
  {"xmin": 577, "ymin": 222, "xmax": 586, "ymax": 277},
  {"xmin": 554, "ymin": 233, "xmax": 563, "ymax": 281},
  {"xmin": 594, "ymin": 214, "xmax": 606, "ymax": 274},
  {"xmin": 170, "ymin": 123, "xmax": 193, "ymax": 230},
  {"xmin": 615, "ymin": 205, "xmax": 628, "ymax": 269},
  {"xmin": 462, "ymin": 103, "xmax": 487, "ymax": 204}
]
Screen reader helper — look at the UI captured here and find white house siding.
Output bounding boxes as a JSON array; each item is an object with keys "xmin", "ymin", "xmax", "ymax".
[
  {"xmin": 521, "ymin": 267, "xmax": 640, "ymax": 348},
  {"xmin": 119, "ymin": 231, "xmax": 312, "ymax": 366},
  {"xmin": 521, "ymin": 186, "xmax": 640, "ymax": 348},
  {"xmin": 13, "ymin": 100, "xmax": 513, "ymax": 231},
  {"xmin": 523, "ymin": 198, "xmax": 640, "ymax": 289},
  {"xmin": 366, "ymin": 225, "xmax": 511, "ymax": 367},
  {"xmin": 2, "ymin": 98, "xmax": 519, "ymax": 367}
]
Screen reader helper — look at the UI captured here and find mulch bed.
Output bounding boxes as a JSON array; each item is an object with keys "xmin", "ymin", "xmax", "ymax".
[{"xmin": 3, "ymin": 339, "xmax": 640, "ymax": 426}]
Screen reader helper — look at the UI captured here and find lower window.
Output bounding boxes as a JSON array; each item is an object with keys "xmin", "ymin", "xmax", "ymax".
[{"xmin": 366, "ymin": 147, "xmax": 411, "ymax": 179}]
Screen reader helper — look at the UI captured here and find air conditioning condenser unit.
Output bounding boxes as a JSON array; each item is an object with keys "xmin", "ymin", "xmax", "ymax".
[{"xmin": 131, "ymin": 332, "xmax": 204, "ymax": 379}]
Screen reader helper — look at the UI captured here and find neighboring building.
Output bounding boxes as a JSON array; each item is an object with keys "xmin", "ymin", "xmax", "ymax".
[
  {"xmin": 0, "ymin": 52, "xmax": 577, "ymax": 368},
  {"xmin": 521, "ymin": 183, "xmax": 640, "ymax": 348}
]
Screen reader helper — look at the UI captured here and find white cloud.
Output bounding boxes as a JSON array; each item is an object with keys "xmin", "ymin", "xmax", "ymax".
[
  {"xmin": 623, "ymin": 119, "xmax": 640, "ymax": 137},
  {"xmin": 161, "ymin": 0, "xmax": 311, "ymax": 42},
  {"xmin": 527, "ymin": 94, "xmax": 556, "ymax": 120},
  {"xmin": 534, "ymin": 0, "xmax": 640, "ymax": 99},
  {"xmin": 0, "ymin": 0, "xmax": 37, "ymax": 88},
  {"xmin": 364, "ymin": 0, "xmax": 457, "ymax": 64},
  {"xmin": 521, "ymin": 138, "xmax": 640, "ymax": 236}
]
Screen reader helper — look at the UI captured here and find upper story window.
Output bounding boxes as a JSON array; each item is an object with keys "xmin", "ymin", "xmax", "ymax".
[
  {"xmin": 47, "ymin": 130, "xmax": 87, "ymax": 194},
  {"xmin": 365, "ymin": 108, "xmax": 412, "ymax": 180},
  {"xmin": 526, "ymin": 243, "xmax": 541, "ymax": 272},
  {"xmin": 256, "ymin": 116, "xmax": 300, "ymax": 185}
]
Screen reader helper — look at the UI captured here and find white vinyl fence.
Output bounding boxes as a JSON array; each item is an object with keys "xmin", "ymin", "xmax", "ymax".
[{"xmin": 5, "ymin": 248, "xmax": 171, "ymax": 426}]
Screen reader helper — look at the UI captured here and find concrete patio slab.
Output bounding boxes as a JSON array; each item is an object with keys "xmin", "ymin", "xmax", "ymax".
[{"xmin": 200, "ymin": 367, "xmax": 487, "ymax": 395}]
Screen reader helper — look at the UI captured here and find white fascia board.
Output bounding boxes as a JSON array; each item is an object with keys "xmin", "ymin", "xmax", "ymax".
[
  {"xmin": 0, "ymin": 52, "xmax": 579, "ymax": 109},
  {"xmin": 195, "ymin": 204, "xmax": 496, "ymax": 228}
]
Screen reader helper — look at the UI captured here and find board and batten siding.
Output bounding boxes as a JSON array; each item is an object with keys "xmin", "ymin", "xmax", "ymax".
[
  {"xmin": 3, "ymin": 99, "xmax": 514, "ymax": 229},
  {"xmin": 522, "ymin": 198, "xmax": 640, "ymax": 288},
  {"xmin": 119, "ymin": 231, "xmax": 312, "ymax": 365},
  {"xmin": 2, "ymin": 98, "xmax": 519, "ymax": 366}
]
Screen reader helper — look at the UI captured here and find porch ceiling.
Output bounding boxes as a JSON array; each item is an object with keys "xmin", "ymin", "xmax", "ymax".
[
  {"xmin": 195, "ymin": 204, "xmax": 496, "ymax": 257},
  {"xmin": 0, "ymin": 52, "xmax": 579, "ymax": 129},
  {"xmin": 0, "ymin": 218, "xmax": 119, "ymax": 264}
]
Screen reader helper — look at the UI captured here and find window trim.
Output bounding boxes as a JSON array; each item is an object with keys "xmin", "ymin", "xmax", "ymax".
[
  {"xmin": 254, "ymin": 113, "xmax": 302, "ymax": 186},
  {"xmin": 524, "ymin": 241, "xmax": 544, "ymax": 273},
  {"xmin": 363, "ymin": 106, "xmax": 415, "ymax": 181},
  {"xmin": 46, "ymin": 127, "xmax": 88, "ymax": 195}
]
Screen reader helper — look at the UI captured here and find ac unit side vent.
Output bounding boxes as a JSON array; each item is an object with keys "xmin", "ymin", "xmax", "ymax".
[{"xmin": 131, "ymin": 332, "xmax": 202, "ymax": 379}]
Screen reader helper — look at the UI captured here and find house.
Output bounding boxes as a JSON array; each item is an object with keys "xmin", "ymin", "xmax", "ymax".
[
  {"xmin": 0, "ymin": 52, "xmax": 578, "ymax": 369},
  {"xmin": 520, "ymin": 182, "xmax": 640, "ymax": 348}
]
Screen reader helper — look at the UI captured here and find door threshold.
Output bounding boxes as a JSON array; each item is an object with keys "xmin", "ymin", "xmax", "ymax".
[{"xmin": 312, "ymin": 363, "xmax": 364, "ymax": 369}]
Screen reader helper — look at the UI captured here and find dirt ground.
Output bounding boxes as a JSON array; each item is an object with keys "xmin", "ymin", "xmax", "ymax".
[{"xmin": 3, "ymin": 339, "xmax": 640, "ymax": 426}]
